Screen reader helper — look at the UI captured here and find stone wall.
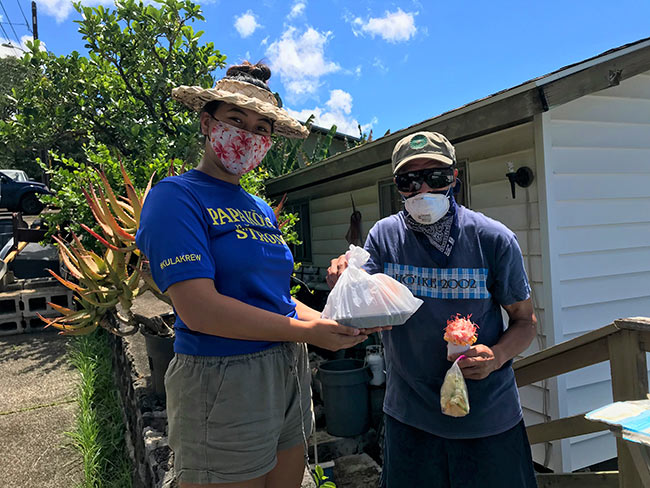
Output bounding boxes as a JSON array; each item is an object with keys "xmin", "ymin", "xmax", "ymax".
[{"xmin": 110, "ymin": 332, "xmax": 175, "ymax": 488}]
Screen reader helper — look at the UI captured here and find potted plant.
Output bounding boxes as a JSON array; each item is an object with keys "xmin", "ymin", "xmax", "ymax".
[{"xmin": 40, "ymin": 162, "xmax": 175, "ymax": 395}]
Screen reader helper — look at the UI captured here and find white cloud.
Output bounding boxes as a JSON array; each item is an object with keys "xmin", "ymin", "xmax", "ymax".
[
  {"xmin": 325, "ymin": 89, "xmax": 352, "ymax": 114},
  {"xmin": 261, "ymin": 36, "xmax": 269, "ymax": 46},
  {"xmin": 373, "ymin": 57, "xmax": 388, "ymax": 73},
  {"xmin": 351, "ymin": 8, "xmax": 417, "ymax": 43},
  {"xmin": 38, "ymin": 0, "xmax": 76, "ymax": 22},
  {"xmin": 38, "ymin": 0, "xmax": 114, "ymax": 23},
  {"xmin": 354, "ymin": 65, "xmax": 362, "ymax": 77},
  {"xmin": 234, "ymin": 10, "xmax": 261, "ymax": 38},
  {"xmin": 265, "ymin": 26, "xmax": 339, "ymax": 97},
  {"xmin": 287, "ymin": 1, "xmax": 306, "ymax": 19},
  {"xmin": 39, "ymin": 0, "xmax": 155, "ymax": 23},
  {"xmin": 286, "ymin": 89, "xmax": 375, "ymax": 136}
]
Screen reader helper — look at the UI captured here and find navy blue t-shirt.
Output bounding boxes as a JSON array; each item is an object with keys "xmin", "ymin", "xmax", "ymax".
[
  {"xmin": 364, "ymin": 207, "xmax": 531, "ymax": 439},
  {"xmin": 135, "ymin": 169, "xmax": 297, "ymax": 356}
]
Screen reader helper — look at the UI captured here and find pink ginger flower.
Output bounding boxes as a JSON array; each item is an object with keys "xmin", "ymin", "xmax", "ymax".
[{"xmin": 444, "ymin": 314, "xmax": 479, "ymax": 346}]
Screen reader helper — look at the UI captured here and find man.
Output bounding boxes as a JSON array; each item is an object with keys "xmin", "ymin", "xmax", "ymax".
[{"xmin": 327, "ymin": 132, "xmax": 538, "ymax": 487}]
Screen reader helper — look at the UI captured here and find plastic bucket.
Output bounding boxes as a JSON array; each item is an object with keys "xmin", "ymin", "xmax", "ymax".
[
  {"xmin": 143, "ymin": 333, "xmax": 174, "ymax": 396},
  {"xmin": 318, "ymin": 359, "xmax": 371, "ymax": 437}
]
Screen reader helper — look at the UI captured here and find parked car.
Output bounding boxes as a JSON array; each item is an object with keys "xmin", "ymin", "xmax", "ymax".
[
  {"xmin": 0, "ymin": 170, "xmax": 51, "ymax": 214},
  {"xmin": 1, "ymin": 169, "xmax": 30, "ymax": 182}
]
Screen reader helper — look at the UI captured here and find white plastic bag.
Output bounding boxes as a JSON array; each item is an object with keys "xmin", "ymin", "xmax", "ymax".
[
  {"xmin": 440, "ymin": 357, "xmax": 470, "ymax": 417},
  {"xmin": 321, "ymin": 245, "xmax": 424, "ymax": 328}
]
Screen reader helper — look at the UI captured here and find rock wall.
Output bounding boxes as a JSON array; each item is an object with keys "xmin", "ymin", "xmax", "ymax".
[{"xmin": 110, "ymin": 332, "xmax": 175, "ymax": 488}]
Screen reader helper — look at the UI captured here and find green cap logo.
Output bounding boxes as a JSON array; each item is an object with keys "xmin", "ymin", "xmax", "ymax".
[{"xmin": 410, "ymin": 134, "xmax": 427, "ymax": 149}]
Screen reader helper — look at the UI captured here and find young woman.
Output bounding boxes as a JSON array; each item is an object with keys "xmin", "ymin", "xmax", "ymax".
[{"xmin": 136, "ymin": 62, "xmax": 383, "ymax": 488}]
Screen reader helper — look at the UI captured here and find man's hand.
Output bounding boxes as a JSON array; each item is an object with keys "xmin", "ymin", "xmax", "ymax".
[
  {"xmin": 326, "ymin": 254, "xmax": 348, "ymax": 289},
  {"xmin": 450, "ymin": 344, "xmax": 505, "ymax": 380}
]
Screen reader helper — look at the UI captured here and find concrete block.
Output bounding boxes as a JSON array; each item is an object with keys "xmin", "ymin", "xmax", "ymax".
[
  {"xmin": 1, "ymin": 280, "xmax": 22, "ymax": 293},
  {"xmin": 24, "ymin": 315, "xmax": 50, "ymax": 332},
  {"xmin": 19, "ymin": 277, "xmax": 59, "ymax": 290},
  {"xmin": 20, "ymin": 287, "xmax": 74, "ymax": 318},
  {"xmin": 0, "ymin": 290, "xmax": 21, "ymax": 317},
  {"xmin": 0, "ymin": 315, "xmax": 25, "ymax": 336}
]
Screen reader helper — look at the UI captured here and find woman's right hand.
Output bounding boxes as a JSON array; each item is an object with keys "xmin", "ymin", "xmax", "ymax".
[{"xmin": 303, "ymin": 318, "xmax": 368, "ymax": 351}]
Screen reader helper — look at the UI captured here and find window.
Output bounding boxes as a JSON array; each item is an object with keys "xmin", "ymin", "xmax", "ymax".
[
  {"xmin": 378, "ymin": 179, "xmax": 403, "ymax": 219},
  {"xmin": 378, "ymin": 159, "xmax": 471, "ymax": 218},
  {"xmin": 285, "ymin": 200, "xmax": 312, "ymax": 263},
  {"xmin": 455, "ymin": 159, "xmax": 470, "ymax": 208}
]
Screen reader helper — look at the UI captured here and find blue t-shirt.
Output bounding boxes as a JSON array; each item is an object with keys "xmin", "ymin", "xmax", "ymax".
[
  {"xmin": 364, "ymin": 207, "xmax": 531, "ymax": 439},
  {"xmin": 135, "ymin": 169, "xmax": 297, "ymax": 356}
]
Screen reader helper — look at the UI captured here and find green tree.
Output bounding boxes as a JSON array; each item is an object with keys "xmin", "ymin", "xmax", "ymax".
[
  {"xmin": 0, "ymin": 0, "xmax": 225, "ymax": 236},
  {"xmin": 0, "ymin": 56, "xmax": 39, "ymax": 173}
]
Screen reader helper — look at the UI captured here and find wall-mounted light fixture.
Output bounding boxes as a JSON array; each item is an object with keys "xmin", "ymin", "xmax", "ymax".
[{"xmin": 505, "ymin": 162, "xmax": 534, "ymax": 199}]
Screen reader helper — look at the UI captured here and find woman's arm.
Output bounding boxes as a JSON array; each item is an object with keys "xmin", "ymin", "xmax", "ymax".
[
  {"xmin": 293, "ymin": 297, "xmax": 322, "ymax": 321},
  {"xmin": 168, "ymin": 278, "xmax": 369, "ymax": 351},
  {"xmin": 293, "ymin": 296, "xmax": 393, "ymax": 335}
]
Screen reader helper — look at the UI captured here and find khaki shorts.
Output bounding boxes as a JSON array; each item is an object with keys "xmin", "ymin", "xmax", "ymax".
[{"xmin": 164, "ymin": 342, "xmax": 314, "ymax": 485}]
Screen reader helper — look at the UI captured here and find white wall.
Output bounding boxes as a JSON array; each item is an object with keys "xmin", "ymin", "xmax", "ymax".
[
  {"xmin": 454, "ymin": 123, "xmax": 556, "ymax": 468},
  {"xmin": 309, "ymin": 186, "xmax": 380, "ymax": 269},
  {"xmin": 539, "ymin": 70, "xmax": 650, "ymax": 471}
]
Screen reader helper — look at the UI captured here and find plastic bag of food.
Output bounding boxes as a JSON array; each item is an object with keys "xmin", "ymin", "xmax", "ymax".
[
  {"xmin": 440, "ymin": 356, "xmax": 470, "ymax": 417},
  {"xmin": 321, "ymin": 245, "xmax": 423, "ymax": 328}
]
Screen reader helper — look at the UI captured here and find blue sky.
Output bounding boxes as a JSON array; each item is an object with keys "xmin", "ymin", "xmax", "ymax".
[{"xmin": 2, "ymin": 0, "xmax": 650, "ymax": 136}]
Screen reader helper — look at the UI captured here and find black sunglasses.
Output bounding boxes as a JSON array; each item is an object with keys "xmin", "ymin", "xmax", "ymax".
[{"xmin": 394, "ymin": 168, "xmax": 455, "ymax": 193}]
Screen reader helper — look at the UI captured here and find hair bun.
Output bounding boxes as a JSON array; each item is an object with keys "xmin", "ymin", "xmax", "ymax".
[{"xmin": 226, "ymin": 61, "xmax": 271, "ymax": 83}]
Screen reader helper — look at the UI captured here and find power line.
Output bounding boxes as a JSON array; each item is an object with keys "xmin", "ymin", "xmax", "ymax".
[
  {"xmin": 0, "ymin": 21, "xmax": 14, "ymax": 45},
  {"xmin": 0, "ymin": 21, "xmax": 29, "ymax": 28},
  {"xmin": 0, "ymin": 0, "xmax": 21, "ymax": 45},
  {"xmin": 15, "ymin": 0, "xmax": 30, "ymax": 32}
]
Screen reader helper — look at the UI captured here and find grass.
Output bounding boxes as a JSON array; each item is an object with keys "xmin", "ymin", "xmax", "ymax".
[{"xmin": 68, "ymin": 328, "xmax": 132, "ymax": 488}]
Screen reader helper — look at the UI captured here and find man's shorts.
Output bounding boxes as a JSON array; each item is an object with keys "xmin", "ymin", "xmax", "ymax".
[
  {"xmin": 380, "ymin": 414, "xmax": 538, "ymax": 488},
  {"xmin": 164, "ymin": 342, "xmax": 314, "ymax": 485}
]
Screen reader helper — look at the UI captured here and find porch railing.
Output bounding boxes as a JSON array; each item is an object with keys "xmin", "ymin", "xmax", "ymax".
[{"xmin": 513, "ymin": 317, "xmax": 650, "ymax": 488}]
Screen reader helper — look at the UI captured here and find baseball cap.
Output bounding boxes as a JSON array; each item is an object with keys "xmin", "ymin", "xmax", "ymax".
[{"xmin": 391, "ymin": 131, "xmax": 456, "ymax": 174}]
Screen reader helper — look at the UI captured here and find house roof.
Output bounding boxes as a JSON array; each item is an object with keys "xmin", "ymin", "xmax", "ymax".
[
  {"xmin": 267, "ymin": 36, "xmax": 650, "ymax": 198},
  {"xmin": 308, "ymin": 123, "xmax": 362, "ymax": 143}
]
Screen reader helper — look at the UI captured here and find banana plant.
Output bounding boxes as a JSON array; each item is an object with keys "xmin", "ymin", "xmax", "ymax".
[{"xmin": 40, "ymin": 162, "xmax": 171, "ymax": 336}]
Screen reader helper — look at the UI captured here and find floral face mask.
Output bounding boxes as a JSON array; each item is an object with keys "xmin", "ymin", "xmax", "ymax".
[{"xmin": 208, "ymin": 119, "xmax": 273, "ymax": 176}]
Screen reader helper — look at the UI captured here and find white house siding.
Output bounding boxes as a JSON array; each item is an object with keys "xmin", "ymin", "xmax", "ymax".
[
  {"xmin": 540, "ymin": 70, "xmax": 650, "ymax": 471},
  {"xmin": 310, "ymin": 187, "xmax": 380, "ymax": 269},
  {"xmin": 453, "ymin": 123, "xmax": 554, "ymax": 468}
]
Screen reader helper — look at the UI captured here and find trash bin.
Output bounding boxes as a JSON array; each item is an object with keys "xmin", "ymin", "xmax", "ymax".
[
  {"xmin": 143, "ymin": 333, "xmax": 175, "ymax": 397},
  {"xmin": 318, "ymin": 359, "xmax": 371, "ymax": 437}
]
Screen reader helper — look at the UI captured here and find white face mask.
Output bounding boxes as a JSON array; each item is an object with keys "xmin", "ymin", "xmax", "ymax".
[{"xmin": 404, "ymin": 191, "xmax": 450, "ymax": 224}]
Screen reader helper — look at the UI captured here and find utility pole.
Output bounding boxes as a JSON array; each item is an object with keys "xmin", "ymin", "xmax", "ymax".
[{"xmin": 31, "ymin": 1, "xmax": 38, "ymax": 40}]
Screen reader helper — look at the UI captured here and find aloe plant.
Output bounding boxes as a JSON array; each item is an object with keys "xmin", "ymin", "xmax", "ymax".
[{"xmin": 40, "ymin": 163, "xmax": 170, "ymax": 336}]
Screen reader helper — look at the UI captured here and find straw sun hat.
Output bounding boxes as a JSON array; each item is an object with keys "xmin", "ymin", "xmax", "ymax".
[{"xmin": 172, "ymin": 78, "xmax": 309, "ymax": 139}]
